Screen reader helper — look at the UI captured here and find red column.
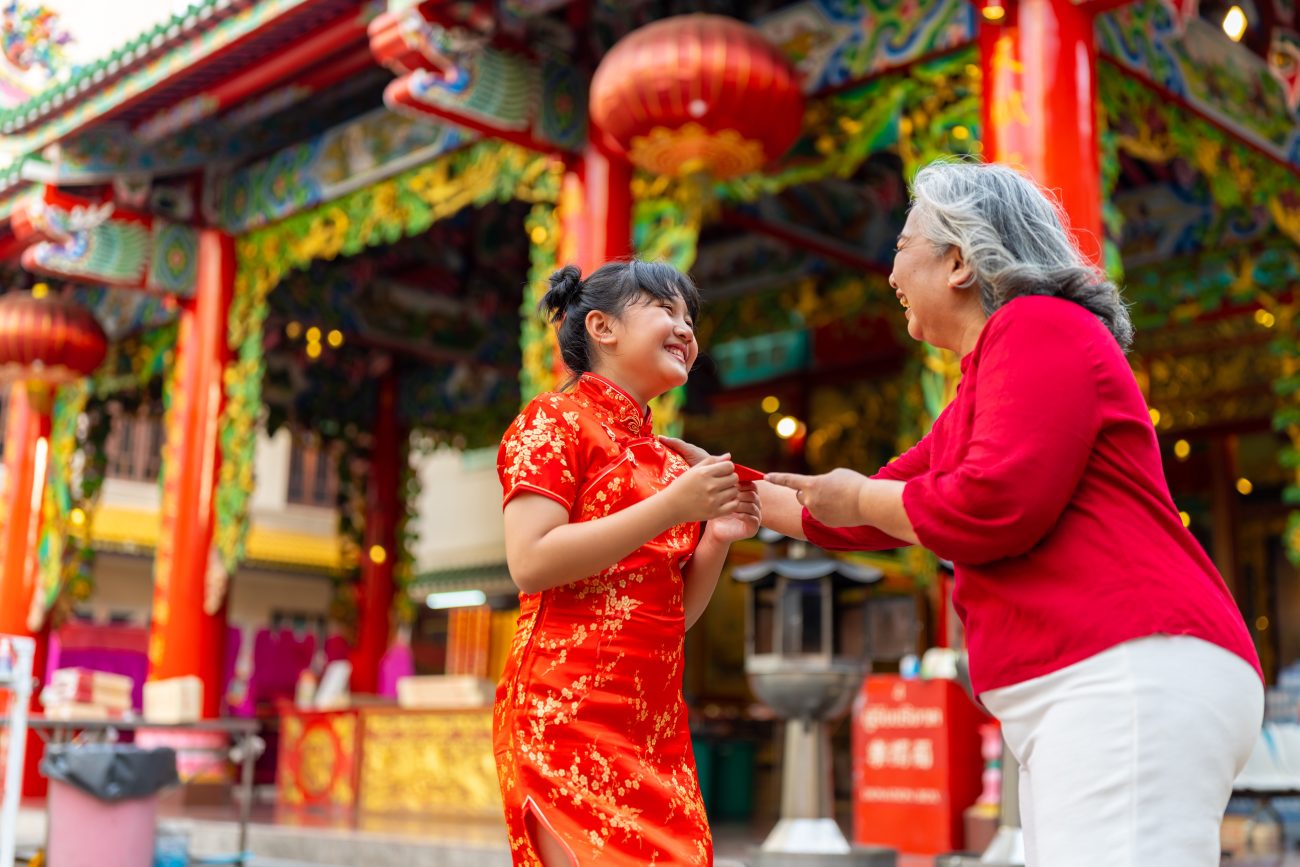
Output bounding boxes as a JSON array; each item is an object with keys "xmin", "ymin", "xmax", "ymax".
[
  {"xmin": 560, "ymin": 158, "xmax": 586, "ymax": 270},
  {"xmin": 551, "ymin": 142, "xmax": 633, "ymax": 385},
  {"xmin": 350, "ymin": 370, "xmax": 402, "ymax": 695},
  {"xmin": 0, "ymin": 383, "xmax": 51, "ymax": 638},
  {"xmin": 0, "ymin": 383, "xmax": 52, "ymax": 795},
  {"xmin": 148, "ymin": 230, "xmax": 234, "ymax": 718},
  {"xmin": 580, "ymin": 139, "xmax": 634, "ymax": 271},
  {"xmin": 980, "ymin": 0, "xmax": 1104, "ymax": 264}
]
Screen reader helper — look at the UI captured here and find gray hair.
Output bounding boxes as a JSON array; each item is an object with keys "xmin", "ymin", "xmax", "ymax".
[{"xmin": 908, "ymin": 160, "xmax": 1133, "ymax": 350}]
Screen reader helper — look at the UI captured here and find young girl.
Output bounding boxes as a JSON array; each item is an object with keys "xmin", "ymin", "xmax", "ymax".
[{"xmin": 494, "ymin": 260, "xmax": 759, "ymax": 865}]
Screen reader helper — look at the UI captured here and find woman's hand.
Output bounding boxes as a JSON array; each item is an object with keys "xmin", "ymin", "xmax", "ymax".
[
  {"xmin": 764, "ymin": 468, "xmax": 869, "ymax": 528},
  {"xmin": 704, "ymin": 485, "xmax": 761, "ymax": 544},
  {"xmin": 659, "ymin": 435, "xmax": 709, "ymax": 467},
  {"xmin": 663, "ymin": 454, "xmax": 740, "ymax": 523}
]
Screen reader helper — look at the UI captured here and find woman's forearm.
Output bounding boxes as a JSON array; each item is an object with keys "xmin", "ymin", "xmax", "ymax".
[
  {"xmin": 858, "ymin": 479, "xmax": 919, "ymax": 544},
  {"xmin": 756, "ymin": 480, "xmax": 807, "ymax": 540},
  {"xmin": 683, "ymin": 532, "xmax": 729, "ymax": 630},
  {"xmin": 506, "ymin": 496, "xmax": 679, "ymax": 593}
]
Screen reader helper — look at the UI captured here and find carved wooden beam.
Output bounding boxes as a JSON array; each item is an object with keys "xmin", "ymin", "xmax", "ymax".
[{"xmin": 8, "ymin": 186, "xmax": 198, "ymax": 296}]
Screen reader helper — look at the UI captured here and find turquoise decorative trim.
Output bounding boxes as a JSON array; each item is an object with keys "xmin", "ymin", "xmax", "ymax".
[
  {"xmin": 146, "ymin": 222, "xmax": 198, "ymax": 295},
  {"xmin": 757, "ymin": 0, "xmax": 976, "ymax": 93},
  {"xmin": 25, "ymin": 207, "xmax": 151, "ymax": 287},
  {"xmin": 407, "ymin": 53, "xmax": 534, "ymax": 131},
  {"xmin": 1097, "ymin": 1, "xmax": 1300, "ymax": 167},
  {"xmin": 537, "ymin": 55, "xmax": 586, "ymax": 152},
  {"xmin": 713, "ymin": 329, "xmax": 811, "ymax": 388},
  {"xmin": 214, "ymin": 108, "xmax": 470, "ymax": 234}
]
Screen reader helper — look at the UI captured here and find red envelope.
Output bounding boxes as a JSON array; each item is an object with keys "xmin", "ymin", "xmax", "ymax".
[{"xmin": 733, "ymin": 463, "xmax": 765, "ymax": 482}]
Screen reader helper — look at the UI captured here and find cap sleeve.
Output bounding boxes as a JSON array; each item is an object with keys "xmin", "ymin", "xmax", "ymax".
[{"xmin": 497, "ymin": 396, "xmax": 583, "ymax": 511}]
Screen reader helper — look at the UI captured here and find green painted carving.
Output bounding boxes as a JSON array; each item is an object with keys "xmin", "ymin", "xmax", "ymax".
[
  {"xmin": 633, "ymin": 184, "xmax": 705, "ymax": 438},
  {"xmin": 717, "ymin": 47, "xmax": 980, "ymax": 204},
  {"xmin": 216, "ymin": 139, "xmax": 562, "ymax": 576},
  {"xmin": 33, "ymin": 321, "xmax": 177, "ymax": 627}
]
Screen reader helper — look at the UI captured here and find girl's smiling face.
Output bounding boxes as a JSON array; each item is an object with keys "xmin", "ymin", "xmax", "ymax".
[{"xmin": 590, "ymin": 290, "xmax": 697, "ymax": 406}]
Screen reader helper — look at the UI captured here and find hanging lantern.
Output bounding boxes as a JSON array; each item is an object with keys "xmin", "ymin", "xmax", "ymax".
[
  {"xmin": 0, "ymin": 287, "xmax": 107, "ymax": 386},
  {"xmin": 589, "ymin": 14, "xmax": 805, "ymax": 180}
]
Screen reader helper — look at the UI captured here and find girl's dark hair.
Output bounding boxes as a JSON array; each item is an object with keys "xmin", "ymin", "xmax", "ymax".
[{"xmin": 538, "ymin": 259, "xmax": 702, "ymax": 376}]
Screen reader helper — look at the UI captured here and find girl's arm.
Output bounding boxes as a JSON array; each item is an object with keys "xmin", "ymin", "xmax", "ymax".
[
  {"xmin": 504, "ymin": 455, "xmax": 740, "ymax": 594},
  {"xmin": 658, "ymin": 437, "xmax": 804, "ymax": 540},
  {"xmin": 683, "ymin": 488, "xmax": 761, "ymax": 629}
]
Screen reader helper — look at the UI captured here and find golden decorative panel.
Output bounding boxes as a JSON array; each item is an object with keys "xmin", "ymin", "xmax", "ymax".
[{"xmin": 358, "ymin": 710, "xmax": 500, "ymax": 816}]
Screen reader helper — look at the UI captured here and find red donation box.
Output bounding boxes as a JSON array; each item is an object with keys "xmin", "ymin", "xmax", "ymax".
[{"xmin": 852, "ymin": 675, "xmax": 989, "ymax": 854}]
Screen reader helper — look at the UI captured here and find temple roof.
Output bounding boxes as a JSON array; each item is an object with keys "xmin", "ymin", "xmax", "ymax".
[
  {"xmin": 0, "ymin": 0, "xmax": 248, "ymax": 135},
  {"xmin": 0, "ymin": 0, "xmax": 368, "ymax": 166}
]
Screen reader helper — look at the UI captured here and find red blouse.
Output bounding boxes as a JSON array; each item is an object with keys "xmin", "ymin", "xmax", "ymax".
[
  {"xmin": 494, "ymin": 372, "xmax": 710, "ymax": 865},
  {"xmin": 805, "ymin": 296, "xmax": 1262, "ymax": 695}
]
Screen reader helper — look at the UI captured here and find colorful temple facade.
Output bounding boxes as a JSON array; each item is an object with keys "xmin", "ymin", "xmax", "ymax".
[{"xmin": 0, "ymin": 0, "xmax": 1297, "ymax": 817}]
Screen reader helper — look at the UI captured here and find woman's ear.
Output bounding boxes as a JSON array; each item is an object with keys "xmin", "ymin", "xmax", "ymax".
[
  {"xmin": 948, "ymin": 248, "xmax": 975, "ymax": 291},
  {"xmin": 585, "ymin": 309, "xmax": 617, "ymax": 347}
]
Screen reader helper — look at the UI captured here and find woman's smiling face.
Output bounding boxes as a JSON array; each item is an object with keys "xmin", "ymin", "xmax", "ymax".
[{"xmin": 890, "ymin": 209, "xmax": 966, "ymax": 348}]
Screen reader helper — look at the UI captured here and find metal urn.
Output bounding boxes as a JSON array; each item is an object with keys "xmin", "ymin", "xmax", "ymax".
[
  {"xmin": 932, "ymin": 558, "xmax": 1024, "ymax": 867},
  {"xmin": 934, "ymin": 739, "xmax": 1025, "ymax": 867},
  {"xmin": 732, "ymin": 530, "xmax": 896, "ymax": 866}
]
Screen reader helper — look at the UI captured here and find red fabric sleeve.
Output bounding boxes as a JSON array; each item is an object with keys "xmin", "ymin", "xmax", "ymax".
[
  {"xmin": 497, "ymin": 397, "xmax": 582, "ymax": 511},
  {"xmin": 902, "ymin": 301, "xmax": 1102, "ymax": 565},
  {"xmin": 802, "ymin": 434, "xmax": 934, "ymax": 552}
]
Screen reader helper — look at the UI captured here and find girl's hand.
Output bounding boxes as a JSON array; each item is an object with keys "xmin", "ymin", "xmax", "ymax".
[
  {"xmin": 659, "ymin": 435, "xmax": 710, "ymax": 467},
  {"xmin": 664, "ymin": 454, "xmax": 740, "ymax": 523},
  {"xmin": 705, "ymin": 485, "xmax": 761, "ymax": 544},
  {"xmin": 765, "ymin": 468, "xmax": 869, "ymax": 528}
]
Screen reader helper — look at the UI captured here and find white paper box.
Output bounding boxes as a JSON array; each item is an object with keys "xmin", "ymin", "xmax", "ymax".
[{"xmin": 142, "ymin": 676, "xmax": 203, "ymax": 724}]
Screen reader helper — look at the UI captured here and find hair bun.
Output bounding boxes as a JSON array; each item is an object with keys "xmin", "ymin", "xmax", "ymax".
[{"xmin": 540, "ymin": 264, "xmax": 584, "ymax": 321}]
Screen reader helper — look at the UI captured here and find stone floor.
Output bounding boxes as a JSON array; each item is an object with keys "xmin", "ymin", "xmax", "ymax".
[
  {"xmin": 18, "ymin": 800, "xmax": 1300, "ymax": 866},
  {"xmin": 16, "ymin": 800, "xmax": 767, "ymax": 866}
]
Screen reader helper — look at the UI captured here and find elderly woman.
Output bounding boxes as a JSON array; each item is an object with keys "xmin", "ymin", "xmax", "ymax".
[{"xmin": 667, "ymin": 161, "xmax": 1262, "ymax": 866}]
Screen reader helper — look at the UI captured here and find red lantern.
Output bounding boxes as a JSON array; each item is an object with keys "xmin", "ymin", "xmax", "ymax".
[
  {"xmin": 0, "ymin": 289, "xmax": 107, "ymax": 386},
  {"xmin": 589, "ymin": 14, "xmax": 805, "ymax": 180}
]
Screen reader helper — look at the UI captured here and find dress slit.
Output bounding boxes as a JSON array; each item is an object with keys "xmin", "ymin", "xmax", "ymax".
[{"xmin": 524, "ymin": 796, "xmax": 580, "ymax": 866}]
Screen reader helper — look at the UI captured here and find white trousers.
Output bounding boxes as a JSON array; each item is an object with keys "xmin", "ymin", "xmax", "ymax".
[{"xmin": 980, "ymin": 636, "xmax": 1263, "ymax": 867}]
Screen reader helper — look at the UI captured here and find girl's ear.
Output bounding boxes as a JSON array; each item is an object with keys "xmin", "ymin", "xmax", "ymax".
[{"xmin": 586, "ymin": 309, "xmax": 617, "ymax": 347}]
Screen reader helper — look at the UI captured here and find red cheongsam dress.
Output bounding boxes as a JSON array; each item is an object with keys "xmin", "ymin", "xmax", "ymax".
[{"xmin": 494, "ymin": 372, "xmax": 711, "ymax": 866}]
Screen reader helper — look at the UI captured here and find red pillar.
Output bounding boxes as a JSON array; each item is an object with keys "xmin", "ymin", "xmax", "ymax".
[
  {"xmin": 980, "ymin": 0, "xmax": 1104, "ymax": 264},
  {"xmin": 0, "ymin": 383, "xmax": 52, "ymax": 795},
  {"xmin": 580, "ymin": 138, "xmax": 634, "ymax": 271},
  {"xmin": 0, "ymin": 383, "xmax": 51, "ymax": 637},
  {"xmin": 551, "ymin": 142, "xmax": 633, "ymax": 384},
  {"xmin": 350, "ymin": 370, "xmax": 402, "ymax": 695},
  {"xmin": 148, "ymin": 230, "xmax": 234, "ymax": 718}
]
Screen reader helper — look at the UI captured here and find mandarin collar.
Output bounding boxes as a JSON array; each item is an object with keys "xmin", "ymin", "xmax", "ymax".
[{"xmin": 576, "ymin": 372, "xmax": 653, "ymax": 435}]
